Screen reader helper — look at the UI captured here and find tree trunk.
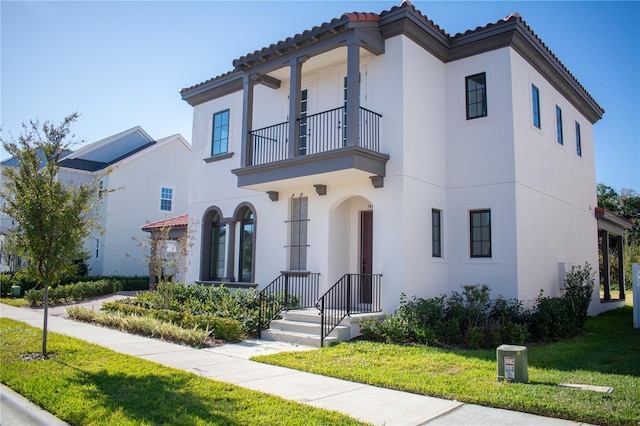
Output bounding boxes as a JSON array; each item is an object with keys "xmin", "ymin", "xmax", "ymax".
[{"xmin": 42, "ymin": 285, "xmax": 49, "ymax": 356}]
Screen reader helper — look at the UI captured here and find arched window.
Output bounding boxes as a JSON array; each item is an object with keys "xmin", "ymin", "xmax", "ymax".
[
  {"xmin": 238, "ymin": 208, "xmax": 254, "ymax": 282},
  {"xmin": 201, "ymin": 208, "xmax": 225, "ymax": 281},
  {"xmin": 210, "ymin": 212, "xmax": 226, "ymax": 280}
]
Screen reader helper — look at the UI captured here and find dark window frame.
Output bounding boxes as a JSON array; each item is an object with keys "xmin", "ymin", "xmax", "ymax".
[
  {"xmin": 532, "ymin": 84, "xmax": 541, "ymax": 129},
  {"xmin": 211, "ymin": 109, "xmax": 230, "ymax": 157},
  {"xmin": 556, "ymin": 105, "xmax": 564, "ymax": 145},
  {"xmin": 238, "ymin": 208, "xmax": 255, "ymax": 282},
  {"xmin": 432, "ymin": 209, "xmax": 442, "ymax": 258},
  {"xmin": 575, "ymin": 121, "xmax": 582, "ymax": 157},
  {"xmin": 209, "ymin": 212, "xmax": 226, "ymax": 280},
  {"xmin": 466, "ymin": 73, "xmax": 487, "ymax": 120},
  {"xmin": 470, "ymin": 209, "xmax": 492, "ymax": 258}
]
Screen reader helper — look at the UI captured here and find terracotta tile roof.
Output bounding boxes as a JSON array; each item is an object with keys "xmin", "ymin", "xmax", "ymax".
[
  {"xmin": 181, "ymin": 2, "xmax": 602, "ymax": 118},
  {"xmin": 344, "ymin": 12, "xmax": 380, "ymax": 22},
  {"xmin": 141, "ymin": 214, "xmax": 189, "ymax": 231},
  {"xmin": 451, "ymin": 13, "xmax": 603, "ymax": 115}
]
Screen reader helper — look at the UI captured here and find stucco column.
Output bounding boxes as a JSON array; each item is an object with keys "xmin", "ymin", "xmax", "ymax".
[
  {"xmin": 241, "ymin": 74, "xmax": 255, "ymax": 167},
  {"xmin": 224, "ymin": 220, "xmax": 237, "ymax": 281},
  {"xmin": 288, "ymin": 57, "xmax": 306, "ymax": 158},
  {"xmin": 345, "ymin": 40, "xmax": 360, "ymax": 147}
]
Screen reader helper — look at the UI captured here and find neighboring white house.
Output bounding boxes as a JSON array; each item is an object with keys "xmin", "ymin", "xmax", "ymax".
[
  {"xmin": 180, "ymin": 1, "xmax": 611, "ymax": 339},
  {"xmin": 0, "ymin": 126, "xmax": 191, "ymax": 277}
]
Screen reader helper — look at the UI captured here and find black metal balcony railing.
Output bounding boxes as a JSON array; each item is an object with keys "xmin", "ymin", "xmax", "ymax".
[{"xmin": 249, "ymin": 106, "xmax": 381, "ymax": 166}]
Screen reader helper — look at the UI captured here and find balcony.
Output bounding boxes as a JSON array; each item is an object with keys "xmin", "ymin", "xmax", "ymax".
[{"xmin": 232, "ymin": 106, "xmax": 389, "ymax": 191}]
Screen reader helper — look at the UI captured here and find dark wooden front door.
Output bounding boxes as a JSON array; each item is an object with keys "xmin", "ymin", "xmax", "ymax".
[{"xmin": 360, "ymin": 211, "xmax": 373, "ymax": 303}]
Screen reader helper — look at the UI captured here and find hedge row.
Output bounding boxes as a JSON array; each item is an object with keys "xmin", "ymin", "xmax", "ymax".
[
  {"xmin": 0, "ymin": 274, "xmax": 149, "ymax": 297},
  {"xmin": 24, "ymin": 280, "xmax": 118, "ymax": 306}
]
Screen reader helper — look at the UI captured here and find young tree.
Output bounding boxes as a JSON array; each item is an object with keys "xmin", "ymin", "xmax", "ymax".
[{"xmin": 1, "ymin": 113, "xmax": 106, "ymax": 356}]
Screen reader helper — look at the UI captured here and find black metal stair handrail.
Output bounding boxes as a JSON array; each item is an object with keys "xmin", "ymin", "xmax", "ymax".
[
  {"xmin": 316, "ymin": 273, "xmax": 382, "ymax": 347},
  {"xmin": 256, "ymin": 271, "xmax": 320, "ymax": 336}
]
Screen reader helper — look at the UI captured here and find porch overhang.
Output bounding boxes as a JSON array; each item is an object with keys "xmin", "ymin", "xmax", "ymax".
[
  {"xmin": 595, "ymin": 207, "xmax": 633, "ymax": 235},
  {"xmin": 231, "ymin": 146, "xmax": 389, "ymax": 191}
]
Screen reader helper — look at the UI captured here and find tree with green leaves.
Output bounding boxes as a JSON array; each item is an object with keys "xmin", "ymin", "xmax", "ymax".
[{"xmin": 1, "ymin": 113, "xmax": 107, "ymax": 356}]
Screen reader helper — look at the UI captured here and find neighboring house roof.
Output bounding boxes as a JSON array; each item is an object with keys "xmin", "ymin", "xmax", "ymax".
[
  {"xmin": 141, "ymin": 214, "xmax": 189, "ymax": 232},
  {"xmin": 0, "ymin": 148, "xmax": 73, "ymax": 167},
  {"xmin": 59, "ymin": 126, "xmax": 156, "ymax": 172},
  {"xmin": 595, "ymin": 207, "xmax": 634, "ymax": 233},
  {"xmin": 181, "ymin": 2, "xmax": 603, "ymax": 123}
]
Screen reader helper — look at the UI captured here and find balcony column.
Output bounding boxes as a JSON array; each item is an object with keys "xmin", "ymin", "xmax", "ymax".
[
  {"xmin": 241, "ymin": 74, "xmax": 256, "ymax": 167},
  {"xmin": 223, "ymin": 220, "xmax": 237, "ymax": 281},
  {"xmin": 617, "ymin": 235, "xmax": 625, "ymax": 299},
  {"xmin": 345, "ymin": 40, "xmax": 360, "ymax": 147},
  {"xmin": 600, "ymin": 229, "xmax": 611, "ymax": 301},
  {"xmin": 288, "ymin": 56, "xmax": 307, "ymax": 158}
]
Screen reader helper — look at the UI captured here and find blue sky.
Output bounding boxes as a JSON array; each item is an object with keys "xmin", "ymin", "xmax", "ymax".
[{"xmin": 1, "ymin": 1, "xmax": 638, "ymax": 192}]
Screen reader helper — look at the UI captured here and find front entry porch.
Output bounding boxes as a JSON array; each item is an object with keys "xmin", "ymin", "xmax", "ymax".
[{"xmin": 257, "ymin": 272, "xmax": 383, "ymax": 347}]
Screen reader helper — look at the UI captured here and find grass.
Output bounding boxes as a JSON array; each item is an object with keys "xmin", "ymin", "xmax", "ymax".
[
  {"xmin": 254, "ymin": 306, "xmax": 640, "ymax": 426},
  {"xmin": 0, "ymin": 297, "xmax": 30, "ymax": 307},
  {"xmin": 0, "ymin": 318, "xmax": 368, "ymax": 426}
]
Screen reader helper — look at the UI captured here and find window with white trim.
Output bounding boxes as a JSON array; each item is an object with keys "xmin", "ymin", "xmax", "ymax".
[{"xmin": 160, "ymin": 187, "xmax": 173, "ymax": 212}]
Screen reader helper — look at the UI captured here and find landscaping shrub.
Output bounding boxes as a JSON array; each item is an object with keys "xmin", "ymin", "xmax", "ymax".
[
  {"xmin": 25, "ymin": 279, "xmax": 117, "ymax": 306},
  {"xmin": 0, "ymin": 274, "xmax": 12, "ymax": 296},
  {"xmin": 360, "ymin": 265, "xmax": 596, "ymax": 349},
  {"xmin": 104, "ymin": 289, "xmax": 247, "ymax": 341},
  {"xmin": 67, "ymin": 307, "xmax": 209, "ymax": 347}
]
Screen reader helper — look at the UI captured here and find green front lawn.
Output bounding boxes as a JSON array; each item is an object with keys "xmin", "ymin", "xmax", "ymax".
[
  {"xmin": 254, "ymin": 306, "xmax": 640, "ymax": 426},
  {"xmin": 0, "ymin": 318, "xmax": 367, "ymax": 426}
]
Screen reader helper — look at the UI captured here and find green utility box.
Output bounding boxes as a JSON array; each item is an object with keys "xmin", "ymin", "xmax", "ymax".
[
  {"xmin": 11, "ymin": 285, "xmax": 21, "ymax": 297},
  {"xmin": 497, "ymin": 344, "xmax": 528, "ymax": 383}
]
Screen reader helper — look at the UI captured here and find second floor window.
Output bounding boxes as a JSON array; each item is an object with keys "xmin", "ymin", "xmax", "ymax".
[
  {"xmin": 160, "ymin": 187, "xmax": 173, "ymax": 211},
  {"xmin": 575, "ymin": 121, "xmax": 582, "ymax": 157},
  {"xmin": 532, "ymin": 84, "xmax": 541, "ymax": 129},
  {"xmin": 556, "ymin": 106, "xmax": 563, "ymax": 145},
  {"xmin": 466, "ymin": 72, "xmax": 487, "ymax": 119},
  {"xmin": 212, "ymin": 109, "xmax": 230, "ymax": 156}
]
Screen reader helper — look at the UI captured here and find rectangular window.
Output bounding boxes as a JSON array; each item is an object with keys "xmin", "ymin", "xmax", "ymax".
[
  {"xmin": 160, "ymin": 187, "xmax": 173, "ymax": 211},
  {"xmin": 466, "ymin": 73, "xmax": 487, "ymax": 119},
  {"xmin": 432, "ymin": 209, "xmax": 442, "ymax": 258},
  {"xmin": 211, "ymin": 109, "xmax": 230, "ymax": 156},
  {"xmin": 95, "ymin": 238, "xmax": 100, "ymax": 259},
  {"xmin": 556, "ymin": 106, "xmax": 563, "ymax": 145},
  {"xmin": 575, "ymin": 121, "xmax": 582, "ymax": 157},
  {"xmin": 532, "ymin": 84, "xmax": 541, "ymax": 129},
  {"xmin": 288, "ymin": 195, "xmax": 309, "ymax": 271},
  {"xmin": 470, "ymin": 210, "xmax": 491, "ymax": 258}
]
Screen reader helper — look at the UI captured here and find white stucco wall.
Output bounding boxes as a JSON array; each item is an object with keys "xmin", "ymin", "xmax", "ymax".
[
  {"xmin": 99, "ymin": 136, "xmax": 191, "ymax": 276},
  {"xmin": 185, "ymin": 33, "xmax": 605, "ymax": 316}
]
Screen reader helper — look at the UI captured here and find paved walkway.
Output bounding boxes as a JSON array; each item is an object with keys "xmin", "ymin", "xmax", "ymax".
[{"xmin": 0, "ymin": 298, "xmax": 592, "ymax": 426}]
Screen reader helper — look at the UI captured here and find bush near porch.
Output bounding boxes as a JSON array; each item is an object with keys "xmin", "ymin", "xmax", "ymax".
[
  {"xmin": 360, "ymin": 263, "xmax": 596, "ymax": 349},
  {"xmin": 98, "ymin": 282, "xmax": 259, "ymax": 342}
]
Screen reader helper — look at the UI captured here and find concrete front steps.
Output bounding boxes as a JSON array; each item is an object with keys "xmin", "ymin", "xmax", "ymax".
[{"xmin": 261, "ymin": 308, "xmax": 386, "ymax": 348}]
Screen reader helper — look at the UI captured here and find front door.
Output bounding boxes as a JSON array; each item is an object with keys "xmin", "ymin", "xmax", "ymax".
[{"xmin": 360, "ymin": 210, "xmax": 373, "ymax": 303}]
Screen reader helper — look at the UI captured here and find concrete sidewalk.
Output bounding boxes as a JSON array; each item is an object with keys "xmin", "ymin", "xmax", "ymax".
[{"xmin": 0, "ymin": 302, "xmax": 591, "ymax": 426}]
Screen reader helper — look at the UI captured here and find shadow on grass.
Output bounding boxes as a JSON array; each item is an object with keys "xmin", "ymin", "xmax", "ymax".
[
  {"xmin": 63, "ymin": 366, "xmax": 237, "ymax": 425},
  {"xmin": 454, "ymin": 306, "xmax": 640, "ymax": 377}
]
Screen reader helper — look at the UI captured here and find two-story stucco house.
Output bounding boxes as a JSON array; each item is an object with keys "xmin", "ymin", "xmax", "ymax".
[
  {"xmin": 180, "ymin": 3, "xmax": 607, "ymax": 345},
  {"xmin": 56, "ymin": 126, "xmax": 191, "ymax": 277}
]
